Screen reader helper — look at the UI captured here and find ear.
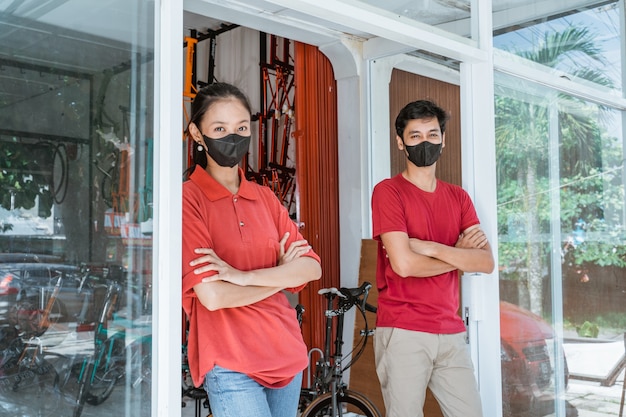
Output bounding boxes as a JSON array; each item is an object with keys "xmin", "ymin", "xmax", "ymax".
[
  {"xmin": 188, "ymin": 122, "xmax": 203, "ymax": 144},
  {"xmin": 396, "ymin": 135, "xmax": 404, "ymax": 151},
  {"xmin": 441, "ymin": 132, "xmax": 446, "ymax": 149}
]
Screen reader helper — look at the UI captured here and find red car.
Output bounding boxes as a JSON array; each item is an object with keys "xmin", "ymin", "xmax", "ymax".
[{"xmin": 500, "ymin": 301, "xmax": 571, "ymax": 416}]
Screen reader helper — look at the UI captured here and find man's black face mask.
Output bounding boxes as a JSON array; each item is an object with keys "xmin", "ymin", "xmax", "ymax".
[{"xmin": 404, "ymin": 140, "xmax": 442, "ymax": 167}]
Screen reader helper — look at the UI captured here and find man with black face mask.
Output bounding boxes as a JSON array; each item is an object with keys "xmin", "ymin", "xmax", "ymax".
[{"xmin": 371, "ymin": 100, "xmax": 495, "ymax": 417}]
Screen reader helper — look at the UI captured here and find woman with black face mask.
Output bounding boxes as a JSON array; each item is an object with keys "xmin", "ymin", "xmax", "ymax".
[{"xmin": 182, "ymin": 82, "xmax": 322, "ymax": 417}]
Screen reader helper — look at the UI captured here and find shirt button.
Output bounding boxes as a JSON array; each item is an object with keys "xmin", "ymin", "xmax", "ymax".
[
  {"xmin": 233, "ymin": 197, "xmax": 238, "ymax": 202},
  {"xmin": 239, "ymin": 221, "xmax": 244, "ymax": 227}
]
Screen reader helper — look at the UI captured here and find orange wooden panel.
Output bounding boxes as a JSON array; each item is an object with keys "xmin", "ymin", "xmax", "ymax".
[{"xmin": 293, "ymin": 42, "xmax": 340, "ymax": 354}]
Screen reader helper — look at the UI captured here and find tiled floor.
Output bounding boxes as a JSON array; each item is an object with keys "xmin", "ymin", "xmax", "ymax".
[
  {"xmin": 181, "ymin": 388, "xmax": 210, "ymax": 417},
  {"xmin": 3, "ymin": 324, "xmax": 625, "ymax": 417}
]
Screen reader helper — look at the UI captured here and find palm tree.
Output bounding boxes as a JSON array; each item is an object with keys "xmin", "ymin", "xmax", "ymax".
[{"xmin": 495, "ymin": 24, "xmax": 613, "ymax": 315}]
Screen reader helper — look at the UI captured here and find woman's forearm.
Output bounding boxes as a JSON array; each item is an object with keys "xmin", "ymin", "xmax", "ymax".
[
  {"xmin": 245, "ymin": 256, "xmax": 321, "ymax": 287},
  {"xmin": 193, "ymin": 281, "xmax": 282, "ymax": 311}
]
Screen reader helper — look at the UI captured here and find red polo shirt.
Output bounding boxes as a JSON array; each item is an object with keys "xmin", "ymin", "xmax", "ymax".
[{"xmin": 182, "ymin": 166, "xmax": 320, "ymax": 388}]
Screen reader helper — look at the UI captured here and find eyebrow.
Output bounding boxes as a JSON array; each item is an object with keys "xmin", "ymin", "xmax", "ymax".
[
  {"xmin": 208, "ymin": 119, "xmax": 250, "ymax": 126},
  {"xmin": 408, "ymin": 128, "xmax": 440, "ymax": 135}
]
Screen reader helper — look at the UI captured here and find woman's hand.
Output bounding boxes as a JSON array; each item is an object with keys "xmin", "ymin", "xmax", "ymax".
[
  {"xmin": 191, "ymin": 248, "xmax": 251, "ymax": 286},
  {"xmin": 278, "ymin": 232, "xmax": 312, "ymax": 265},
  {"xmin": 190, "ymin": 234, "xmax": 314, "ymax": 289}
]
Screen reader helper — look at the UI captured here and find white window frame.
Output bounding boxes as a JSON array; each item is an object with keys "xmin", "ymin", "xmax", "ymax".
[{"xmin": 154, "ymin": 1, "xmax": 183, "ymax": 416}]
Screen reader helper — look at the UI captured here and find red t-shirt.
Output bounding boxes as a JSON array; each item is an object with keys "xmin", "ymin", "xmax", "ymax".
[
  {"xmin": 371, "ymin": 174, "xmax": 479, "ymax": 334},
  {"xmin": 182, "ymin": 166, "xmax": 321, "ymax": 388}
]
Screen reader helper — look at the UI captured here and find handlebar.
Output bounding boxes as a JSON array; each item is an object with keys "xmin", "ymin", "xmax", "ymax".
[{"xmin": 319, "ymin": 281, "xmax": 377, "ymax": 316}]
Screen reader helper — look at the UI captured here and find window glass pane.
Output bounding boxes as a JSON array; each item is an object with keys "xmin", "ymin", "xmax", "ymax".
[
  {"xmin": 0, "ymin": 2, "xmax": 154, "ymax": 416},
  {"xmin": 494, "ymin": 0, "xmax": 623, "ymax": 94},
  {"xmin": 496, "ymin": 70, "xmax": 626, "ymax": 416},
  {"xmin": 346, "ymin": 0, "xmax": 473, "ymax": 39},
  {"xmin": 356, "ymin": 0, "xmax": 470, "ymax": 26}
]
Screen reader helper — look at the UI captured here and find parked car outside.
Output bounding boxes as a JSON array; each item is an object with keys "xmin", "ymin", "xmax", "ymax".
[
  {"xmin": 0, "ymin": 256, "xmax": 143, "ymax": 339},
  {"xmin": 0, "ymin": 261, "xmax": 95, "ymax": 336},
  {"xmin": 0, "ymin": 253, "xmax": 63, "ymax": 264},
  {"xmin": 500, "ymin": 301, "xmax": 574, "ymax": 417}
]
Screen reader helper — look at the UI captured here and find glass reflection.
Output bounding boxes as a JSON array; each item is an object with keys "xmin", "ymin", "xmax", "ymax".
[
  {"xmin": 356, "ymin": 0, "xmax": 470, "ymax": 27},
  {"xmin": 0, "ymin": 1, "xmax": 154, "ymax": 416},
  {"xmin": 496, "ymin": 71, "xmax": 625, "ymax": 416},
  {"xmin": 494, "ymin": 1, "xmax": 622, "ymax": 93}
]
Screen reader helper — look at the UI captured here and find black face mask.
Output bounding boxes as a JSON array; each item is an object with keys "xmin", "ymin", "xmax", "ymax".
[
  {"xmin": 405, "ymin": 140, "xmax": 442, "ymax": 167},
  {"xmin": 202, "ymin": 133, "xmax": 251, "ymax": 168}
]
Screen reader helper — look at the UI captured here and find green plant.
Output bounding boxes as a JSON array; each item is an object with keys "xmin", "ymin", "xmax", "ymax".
[
  {"xmin": 576, "ymin": 321, "xmax": 599, "ymax": 338},
  {"xmin": 0, "ymin": 140, "xmax": 54, "ymax": 217}
]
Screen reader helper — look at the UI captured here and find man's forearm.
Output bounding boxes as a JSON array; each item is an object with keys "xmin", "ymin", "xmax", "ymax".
[
  {"xmin": 405, "ymin": 252, "xmax": 458, "ymax": 277},
  {"xmin": 413, "ymin": 240, "xmax": 494, "ymax": 273}
]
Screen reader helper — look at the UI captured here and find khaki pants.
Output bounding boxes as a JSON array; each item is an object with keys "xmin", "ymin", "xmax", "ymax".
[{"xmin": 374, "ymin": 327, "xmax": 483, "ymax": 417}]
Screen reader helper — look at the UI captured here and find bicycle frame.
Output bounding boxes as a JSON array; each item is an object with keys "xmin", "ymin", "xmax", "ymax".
[
  {"xmin": 324, "ymin": 288, "xmax": 346, "ymax": 413},
  {"xmin": 301, "ymin": 282, "xmax": 379, "ymax": 417},
  {"xmin": 71, "ymin": 264, "xmax": 152, "ymax": 417}
]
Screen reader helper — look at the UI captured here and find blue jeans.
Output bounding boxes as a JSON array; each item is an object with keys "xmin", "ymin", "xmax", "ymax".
[{"xmin": 204, "ymin": 365, "xmax": 302, "ymax": 417}]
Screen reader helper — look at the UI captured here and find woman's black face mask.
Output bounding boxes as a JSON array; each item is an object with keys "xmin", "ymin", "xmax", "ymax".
[{"xmin": 202, "ymin": 133, "xmax": 251, "ymax": 167}]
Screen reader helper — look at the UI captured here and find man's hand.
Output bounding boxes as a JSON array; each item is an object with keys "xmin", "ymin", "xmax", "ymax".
[{"xmin": 456, "ymin": 225, "xmax": 488, "ymax": 249}]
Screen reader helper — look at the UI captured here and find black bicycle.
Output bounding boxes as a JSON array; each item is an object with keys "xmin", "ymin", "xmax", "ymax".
[{"xmin": 299, "ymin": 281, "xmax": 382, "ymax": 417}]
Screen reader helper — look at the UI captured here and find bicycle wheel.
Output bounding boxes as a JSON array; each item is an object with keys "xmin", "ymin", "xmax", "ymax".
[
  {"xmin": 300, "ymin": 389, "xmax": 381, "ymax": 417},
  {"xmin": 72, "ymin": 336, "xmax": 124, "ymax": 417},
  {"xmin": 128, "ymin": 337, "xmax": 152, "ymax": 394},
  {"xmin": 11, "ymin": 296, "xmax": 64, "ymax": 337},
  {"xmin": 74, "ymin": 360, "xmax": 95, "ymax": 417},
  {"xmin": 86, "ymin": 335, "xmax": 125, "ymax": 405}
]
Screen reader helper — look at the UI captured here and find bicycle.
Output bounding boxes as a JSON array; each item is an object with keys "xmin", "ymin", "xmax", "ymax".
[
  {"xmin": 66, "ymin": 264, "xmax": 152, "ymax": 417},
  {"xmin": 299, "ymin": 281, "xmax": 382, "ymax": 417},
  {"xmin": 0, "ymin": 271, "xmax": 67, "ymax": 416},
  {"xmin": 181, "ymin": 312, "xmax": 211, "ymax": 417},
  {"xmin": 9, "ymin": 271, "xmax": 64, "ymax": 338}
]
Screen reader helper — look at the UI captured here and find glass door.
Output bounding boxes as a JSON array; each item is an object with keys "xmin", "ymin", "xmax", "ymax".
[
  {"xmin": 495, "ymin": 72, "xmax": 626, "ymax": 417},
  {"xmin": 494, "ymin": 2, "xmax": 625, "ymax": 415},
  {"xmin": 0, "ymin": 1, "xmax": 155, "ymax": 416}
]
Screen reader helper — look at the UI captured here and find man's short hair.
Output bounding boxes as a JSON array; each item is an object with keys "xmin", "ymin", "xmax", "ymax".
[{"xmin": 395, "ymin": 100, "xmax": 450, "ymax": 138}]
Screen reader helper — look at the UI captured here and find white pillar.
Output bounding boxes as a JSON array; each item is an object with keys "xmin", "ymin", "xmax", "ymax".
[{"xmin": 154, "ymin": 0, "xmax": 183, "ymax": 416}]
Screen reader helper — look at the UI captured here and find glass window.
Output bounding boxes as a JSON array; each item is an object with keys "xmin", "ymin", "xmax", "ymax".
[
  {"xmin": 346, "ymin": 0, "xmax": 473, "ymax": 39},
  {"xmin": 494, "ymin": 0, "xmax": 623, "ymax": 94},
  {"xmin": 355, "ymin": 0, "xmax": 470, "ymax": 27},
  {"xmin": 495, "ymin": 69, "xmax": 625, "ymax": 416},
  {"xmin": 0, "ymin": 2, "xmax": 154, "ymax": 416}
]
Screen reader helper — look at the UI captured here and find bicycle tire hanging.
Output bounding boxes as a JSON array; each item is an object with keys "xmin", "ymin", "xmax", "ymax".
[{"xmin": 246, "ymin": 33, "xmax": 297, "ymax": 218}]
